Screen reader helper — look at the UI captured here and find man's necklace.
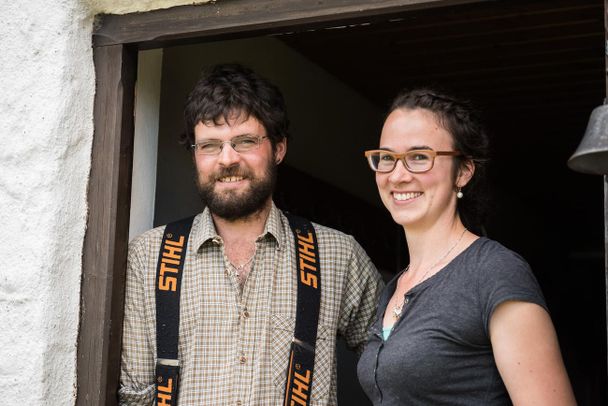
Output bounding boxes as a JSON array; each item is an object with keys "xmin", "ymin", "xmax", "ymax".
[
  {"xmin": 227, "ymin": 247, "xmax": 257, "ymax": 288},
  {"xmin": 392, "ymin": 228, "xmax": 468, "ymax": 320},
  {"xmin": 227, "ymin": 250, "xmax": 256, "ymax": 272}
]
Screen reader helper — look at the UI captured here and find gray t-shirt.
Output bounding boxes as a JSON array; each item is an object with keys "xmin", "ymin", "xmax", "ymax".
[{"xmin": 357, "ymin": 237, "xmax": 546, "ymax": 405}]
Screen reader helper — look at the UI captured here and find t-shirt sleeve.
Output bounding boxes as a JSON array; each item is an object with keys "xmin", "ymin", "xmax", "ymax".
[{"xmin": 477, "ymin": 245, "xmax": 547, "ymax": 337}]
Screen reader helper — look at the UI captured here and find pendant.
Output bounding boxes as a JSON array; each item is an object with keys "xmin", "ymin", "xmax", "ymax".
[
  {"xmin": 392, "ymin": 304, "xmax": 403, "ymax": 319},
  {"xmin": 392, "ymin": 296, "xmax": 409, "ymax": 319}
]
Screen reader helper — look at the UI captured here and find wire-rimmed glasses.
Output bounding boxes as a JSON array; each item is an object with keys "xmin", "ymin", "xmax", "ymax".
[
  {"xmin": 364, "ymin": 149, "xmax": 461, "ymax": 173},
  {"xmin": 191, "ymin": 135, "xmax": 268, "ymax": 155}
]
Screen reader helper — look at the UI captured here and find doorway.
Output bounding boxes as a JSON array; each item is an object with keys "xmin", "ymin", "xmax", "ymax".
[{"xmin": 81, "ymin": 0, "xmax": 607, "ymax": 404}]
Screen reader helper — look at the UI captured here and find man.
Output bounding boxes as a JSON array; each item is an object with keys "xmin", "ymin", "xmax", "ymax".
[{"xmin": 119, "ymin": 63, "xmax": 383, "ymax": 405}]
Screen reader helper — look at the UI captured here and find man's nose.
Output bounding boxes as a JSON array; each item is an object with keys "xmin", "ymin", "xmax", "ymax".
[{"xmin": 217, "ymin": 142, "xmax": 241, "ymax": 166}]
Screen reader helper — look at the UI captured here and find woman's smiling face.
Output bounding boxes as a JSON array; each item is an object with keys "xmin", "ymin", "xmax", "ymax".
[{"xmin": 376, "ymin": 108, "xmax": 465, "ymax": 229}]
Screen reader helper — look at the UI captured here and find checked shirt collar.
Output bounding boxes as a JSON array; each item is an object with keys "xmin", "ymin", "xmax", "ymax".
[{"xmin": 189, "ymin": 202, "xmax": 287, "ymax": 255}]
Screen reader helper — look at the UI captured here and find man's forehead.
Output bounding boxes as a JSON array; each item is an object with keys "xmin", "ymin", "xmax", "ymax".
[
  {"xmin": 202, "ymin": 110, "xmax": 257, "ymax": 127},
  {"xmin": 194, "ymin": 113, "xmax": 266, "ymax": 139}
]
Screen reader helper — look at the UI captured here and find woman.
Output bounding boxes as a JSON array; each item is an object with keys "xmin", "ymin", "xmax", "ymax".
[{"xmin": 357, "ymin": 89, "xmax": 576, "ymax": 405}]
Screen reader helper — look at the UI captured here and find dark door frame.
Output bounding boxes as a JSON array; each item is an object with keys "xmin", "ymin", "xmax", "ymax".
[{"xmin": 78, "ymin": 1, "xmax": 494, "ymax": 405}]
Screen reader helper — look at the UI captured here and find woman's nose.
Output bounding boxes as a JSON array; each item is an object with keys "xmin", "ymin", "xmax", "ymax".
[{"xmin": 388, "ymin": 159, "xmax": 413, "ymax": 183}]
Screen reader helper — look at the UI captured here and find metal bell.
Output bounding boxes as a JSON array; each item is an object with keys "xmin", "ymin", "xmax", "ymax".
[{"xmin": 568, "ymin": 104, "xmax": 608, "ymax": 175}]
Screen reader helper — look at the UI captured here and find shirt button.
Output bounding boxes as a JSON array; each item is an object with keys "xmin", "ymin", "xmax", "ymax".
[
  {"xmin": 242, "ymin": 309, "xmax": 250, "ymax": 319},
  {"xmin": 239, "ymin": 355, "xmax": 247, "ymax": 364},
  {"xmin": 404, "ymin": 297, "xmax": 410, "ymax": 304},
  {"xmin": 236, "ymin": 401, "xmax": 242, "ymax": 406}
]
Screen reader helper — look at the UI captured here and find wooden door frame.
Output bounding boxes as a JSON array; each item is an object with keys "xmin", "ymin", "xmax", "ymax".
[
  {"xmin": 77, "ymin": 1, "xmax": 486, "ymax": 404},
  {"xmin": 604, "ymin": 0, "xmax": 608, "ymax": 383}
]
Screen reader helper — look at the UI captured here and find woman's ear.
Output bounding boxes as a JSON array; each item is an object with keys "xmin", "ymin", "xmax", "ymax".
[{"xmin": 457, "ymin": 159, "xmax": 475, "ymax": 188}]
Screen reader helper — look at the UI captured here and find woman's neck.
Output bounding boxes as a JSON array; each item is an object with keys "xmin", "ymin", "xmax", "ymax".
[{"xmin": 404, "ymin": 214, "xmax": 468, "ymax": 272}]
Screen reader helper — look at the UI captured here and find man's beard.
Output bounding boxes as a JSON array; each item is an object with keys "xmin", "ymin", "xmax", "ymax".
[{"xmin": 197, "ymin": 161, "xmax": 277, "ymax": 221}]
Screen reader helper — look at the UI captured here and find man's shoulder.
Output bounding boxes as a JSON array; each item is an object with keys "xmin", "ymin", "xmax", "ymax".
[
  {"xmin": 310, "ymin": 221, "xmax": 351, "ymax": 241},
  {"xmin": 129, "ymin": 223, "xmax": 167, "ymax": 249},
  {"xmin": 129, "ymin": 213, "xmax": 206, "ymax": 259},
  {"xmin": 130, "ymin": 214, "xmax": 203, "ymax": 248},
  {"xmin": 308, "ymin": 219, "xmax": 364, "ymax": 256},
  {"xmin": 280, "ymin": 211, "xmax": 354, "ymax": 245}
]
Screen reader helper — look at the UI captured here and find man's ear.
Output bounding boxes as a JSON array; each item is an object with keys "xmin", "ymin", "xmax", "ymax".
[
  {"xmin": 274, "ymin": 137, "xmax": 287, "ymax": 164},
  {"xmin": 457, "ymin": 159, "xmax": 475, "ymax": 188}
]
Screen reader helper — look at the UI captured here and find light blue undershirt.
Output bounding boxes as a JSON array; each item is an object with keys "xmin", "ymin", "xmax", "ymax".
[{"xmin": 382, "ymin": 326, "xmax": 392, "ymax": 341}]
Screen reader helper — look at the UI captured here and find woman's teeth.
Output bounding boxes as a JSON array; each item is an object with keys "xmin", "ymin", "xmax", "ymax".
[{"xmin": 393, "ymin": 192, "xmax": 422, "ymax": 201}]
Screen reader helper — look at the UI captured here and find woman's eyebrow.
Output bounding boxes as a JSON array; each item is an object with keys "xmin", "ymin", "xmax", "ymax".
[
  {"xmin": 408, "ymin": 145, "xmax": 432, "ymax": 151},
  {"xmin": 377, "ymin": 145, "xmax": 433, "ymax": 152}
]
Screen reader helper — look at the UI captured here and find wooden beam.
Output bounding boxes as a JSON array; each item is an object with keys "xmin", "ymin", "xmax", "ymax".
[
  {"xmin": 605, "ymin": 0, "xmax": 608, "ymax": 97},
  {"xmin": 76, "ymin": 44, "xmax": 137, "ymax": 406},
  {"xmin": 603, "ymin": 0, "xmax": 607, "ymax": 385},
  {"xmin": 93, "ymin": 0, "xmax": 485, "ymax": 48}
]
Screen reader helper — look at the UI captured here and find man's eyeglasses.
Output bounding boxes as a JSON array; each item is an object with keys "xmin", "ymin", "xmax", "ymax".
[
  {"xmin": 191, "ymin": 135, "xmax": 268, "ymax": 155},
  {"xmin": 364, "ymin": 149, "xmax": 461, "ymax": 173}
]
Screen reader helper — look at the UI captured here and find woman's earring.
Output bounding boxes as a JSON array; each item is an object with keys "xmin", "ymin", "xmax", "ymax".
[{"xmin": 456, "ymin": 187, "xmax": 463, "ymax": 199}]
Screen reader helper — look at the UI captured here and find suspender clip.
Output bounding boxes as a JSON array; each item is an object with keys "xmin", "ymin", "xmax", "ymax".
[
  {"xmin": 292, "ymin": 337, "xmax": 315, "ymax": 354},
  {"xmin": 158, "ymin": 358, "xmax": 180, "ymax": 367}
]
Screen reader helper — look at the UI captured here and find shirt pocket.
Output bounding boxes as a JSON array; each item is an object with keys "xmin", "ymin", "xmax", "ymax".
[{"xmin": 271, "ymin": 314, "xmax": 332, "ymax": 403}]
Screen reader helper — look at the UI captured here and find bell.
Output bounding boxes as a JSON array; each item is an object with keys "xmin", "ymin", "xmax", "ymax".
[{"xmin": 568, "ymin": 105, "xmax": 608, "ymax": 175}]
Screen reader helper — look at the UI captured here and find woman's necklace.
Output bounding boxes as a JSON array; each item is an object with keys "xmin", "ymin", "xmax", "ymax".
[{"xmin": 392, "ymin": 228, "xmax": 468, "ymax": 320}]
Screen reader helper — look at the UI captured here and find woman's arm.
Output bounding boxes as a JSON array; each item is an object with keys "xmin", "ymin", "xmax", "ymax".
[{"xmin": 490, "ymin": 300, "xmax": 576, "ymax": 406}]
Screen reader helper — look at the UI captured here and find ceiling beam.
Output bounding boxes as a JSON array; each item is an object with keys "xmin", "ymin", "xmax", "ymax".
[{"xmin": 93, "ymin": 0, "xmax": 487, "ymax": 48}]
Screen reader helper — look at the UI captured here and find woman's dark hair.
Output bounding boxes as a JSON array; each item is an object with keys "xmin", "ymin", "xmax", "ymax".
[
  {"xmin": 183, "ymin": 63, "xmax": 289, "ymax": 149},
  {"xmin": 389, "ymin": 88, "xmax": 490, "ymax": 232}
]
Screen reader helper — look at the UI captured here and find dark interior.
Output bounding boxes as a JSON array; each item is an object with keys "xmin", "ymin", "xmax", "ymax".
[
  {"xmin": 153, "ymin": 0, "xmax": 606, "ymax": 403},
  {"xmin": 272, "ymin": 0, "xmax": 606, "ymax": 403}
]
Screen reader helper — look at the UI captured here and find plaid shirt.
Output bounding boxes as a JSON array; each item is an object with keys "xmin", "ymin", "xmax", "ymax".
[{"xmin": 119, "ymin": 203, "xmax": 383, "ymax": 405}]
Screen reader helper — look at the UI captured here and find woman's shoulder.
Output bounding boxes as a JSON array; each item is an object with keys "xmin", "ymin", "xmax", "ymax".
[
  {"xmin": 461, "ymin": 238, "xmax": 547, "ymax": 331},
  {"xmin": 462, "ymin": 236, "xmax": 530, "ymax": 271},
  {"xmin": 458, "ymin": 236, "xmax": 544, "ymax": 302}
]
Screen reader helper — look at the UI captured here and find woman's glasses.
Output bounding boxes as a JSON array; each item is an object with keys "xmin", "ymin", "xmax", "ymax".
[{"xmin": 364, "ymin": 149, "xmax": 461, "ymax": 173}]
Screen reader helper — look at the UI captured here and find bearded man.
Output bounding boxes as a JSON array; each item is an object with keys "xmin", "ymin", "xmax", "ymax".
[{"xmin": 119, "ymin": 64, "xmax": 383, "ymax": 406}]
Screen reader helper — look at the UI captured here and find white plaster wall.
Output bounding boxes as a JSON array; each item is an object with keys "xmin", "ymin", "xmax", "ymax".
[
  {"xmin": 0, "ymin": 1, "xmax": 210, "ymax": 405},
  {"xmin": 0, "ymin": 1, "xmax": 95, "ymax": 403}
]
